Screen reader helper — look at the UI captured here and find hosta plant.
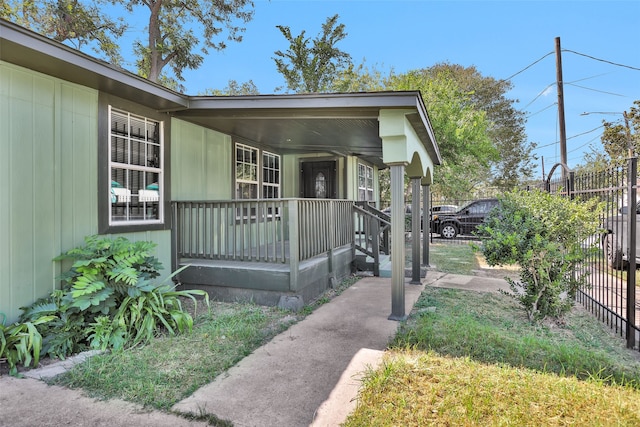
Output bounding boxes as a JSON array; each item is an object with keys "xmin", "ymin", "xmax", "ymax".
[{"xmin": 1, "ymin": 313, "xmax": 54, "ymax": 376}]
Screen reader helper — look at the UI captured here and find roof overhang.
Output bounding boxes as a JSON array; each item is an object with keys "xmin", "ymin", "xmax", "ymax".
[
  {"xmin": 1, "ymin": 19, "xmax": 441, "ymax": 168},
  {"xmin": 0, "ymin": 19, "xmax": 187, "ymax": 111},
  {"xmin": 174, "ymin": 92, "xmax": 441, "ymax": 167}
]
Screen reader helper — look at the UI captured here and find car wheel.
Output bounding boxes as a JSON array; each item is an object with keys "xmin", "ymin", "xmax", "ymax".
[
  {"xmin": 605, "ymin": 234, "xmax": 625, "ymax": 270},
  {"xmin": 440, "ymin": 223, "xmax": 458, "ymax": 239}
]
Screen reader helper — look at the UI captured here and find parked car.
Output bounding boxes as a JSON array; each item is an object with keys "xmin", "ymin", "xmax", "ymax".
[
  {"xmin": 431, "ymin": 204, "xmax": 458, "ymax": 214},
  {"xmin": 382, "ymin": 205, "xmax": 424, "ymax": 231},
  {"xmin": 602, "ymin": 203, "xmax": 640, "ymax": 270},
  {"xmin": 431, "ymin": 198, "xmax": 499, "ymax": 239}
]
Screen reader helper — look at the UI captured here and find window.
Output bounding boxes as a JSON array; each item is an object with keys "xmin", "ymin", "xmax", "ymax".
[
  {"xmin": 109, "ymin": 107, "xmax": 163, "ymax": 225},
  {"xmin": 235, "ymin": 143, "xmax": 280, "ymax": 199},
  {"xmin": 358, "ymin": 163, "xmax": 374, "ymax": 201}
]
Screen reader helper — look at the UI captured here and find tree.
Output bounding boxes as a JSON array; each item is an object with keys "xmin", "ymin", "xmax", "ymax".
[
  {"xmin": 600, "ymin": 100, "xmax": 640, "ymax": 161},
  {"xmin": 202, "ymin": 79, "xmax": 260, "ymax": 96},
  {"xmin": 2, "ymin": 0, "xmax": 256, "ymax": 88},
  {"xmin": 422, "ymin": 63, "xmax": 536, "ymax": 190},
  {"xmin": 130, "ymin": 0, "xmax": 255, "ymax": 85},
  {"xmin": 1, "ymin": 0, "xmax": 126, "ymax": 64},
  {"xmin": 385, "ymin": 68, "xmax": 498, "ymax": 199},
  {"xmin": 273, "ymin": 14, "xmax": 352, "ymax": 93}
]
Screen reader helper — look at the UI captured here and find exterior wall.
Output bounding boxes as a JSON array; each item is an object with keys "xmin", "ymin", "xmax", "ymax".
[
  {"xmin": 0, "ymin": 62, "xmax": 171, "ymax": 323},
  {"xmin": 171, "ymin": 118, "xmax": 232, "ymax": 200}
]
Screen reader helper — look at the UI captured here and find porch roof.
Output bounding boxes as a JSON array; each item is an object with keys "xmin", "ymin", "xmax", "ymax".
[
  {"xmin": 1, "ymin": 19, "xmax": 441, "ymax": 169},
  {"xmin": 173, "ymin": 93, "xmax": 441, "ymax": 168}
]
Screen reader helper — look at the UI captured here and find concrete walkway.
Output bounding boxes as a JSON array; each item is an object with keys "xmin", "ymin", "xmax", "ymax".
[{"xmin": 0, "ymin": 273, "xmax": 509, "ymax": 427}]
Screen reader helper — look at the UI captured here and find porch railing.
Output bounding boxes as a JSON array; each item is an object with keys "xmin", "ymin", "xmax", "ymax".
[
  {"xmin": 353, "ymin": 202, "xmax": 391, "ymax": 276},
  {"xmin": 172, "ymin": 199, "xmax": 355, "ymax": 269}
]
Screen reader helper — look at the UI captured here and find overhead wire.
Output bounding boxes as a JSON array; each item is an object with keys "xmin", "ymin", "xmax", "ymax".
[{"xmin": 563, "ymin": 49, "xmax": 640, "ymax": 72}]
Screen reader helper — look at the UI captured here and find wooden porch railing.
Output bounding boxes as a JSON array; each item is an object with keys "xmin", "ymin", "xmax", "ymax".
[
  {"xmin": 353, "ymin": 202, "xmax": 391, "ymax": 276},
  {"xmin": 172, "ymin": 199, "xmax": 355, "ymax": 270}
]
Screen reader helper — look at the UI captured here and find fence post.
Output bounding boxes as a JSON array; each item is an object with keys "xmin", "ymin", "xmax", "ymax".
[{"xmin": 627, "ymin": 157, "xmax": 637, "ymax": 349}]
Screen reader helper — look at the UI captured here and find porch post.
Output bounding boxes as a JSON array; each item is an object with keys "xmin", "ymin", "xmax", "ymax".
[
  {"xmin": 288, "ymin": 200, "xmax": 300, "ymax": 292},
  {"xmin": 410, "ymin": 177, "xmax": 421, "ymax": 284},
  {"xmin": 389, "ymin": 162, "xmax": 407, "ymax": 321},
  {"xmin": 422, "ymin": 183, "xmax": 430, "ymax": 266}
]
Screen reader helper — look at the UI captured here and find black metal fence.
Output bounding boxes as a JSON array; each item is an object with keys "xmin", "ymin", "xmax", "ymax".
[
  {"xmin": 544, "ymin": 159, "xmax": 639, "ymax": 350},
  {"xmin": 427, "ymin": 160, "xmax": 640, "ymax": 350}
]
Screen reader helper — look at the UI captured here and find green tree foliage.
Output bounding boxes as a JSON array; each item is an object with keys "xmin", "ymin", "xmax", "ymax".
[
  {"xmin": 202, "ymin": 79, "xmax": 260, "ymax": 95},
  {"xmin": 476, "ymin": 190, "xmax": 603, "ymax": 322},
  {"xmin": 601, "ymin": 101, "xmax": 640, "ymax": 161},
  {"xmin": 425, "ymin": 64, "xmax": 536, "ymax": 190},
  {"xmin": 2, "ymin": 0, "xmax": 255, "ymax": 88},
  {"xmin": 386, "ymin": 68, "xmax": 498, "ymax": 199},
  {"xmin": 130, "ymin": 0, "xmax": 255, "ymax": 85},
  {"xmin": 273, "ymin": 14, "xmax": 352, "ymax": 93},
  {"xmin": 1, "ymin": 0, "xmax": 126, "ymax": 64}
]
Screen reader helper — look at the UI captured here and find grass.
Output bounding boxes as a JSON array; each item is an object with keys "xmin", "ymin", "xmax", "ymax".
[
  {"xmin": 49, "ymin": 274, "xmax": 360, "ymax": 412},
  {"xmin": 343, "ymin": 243, "xmax": 640, "ymax": 426},
  {"xmin": 49, "ymin": 244, "xmax": 640, "ymax": 426},
  {"xmin": 425, "ymin": 241, "xmax": 481, "ymax": 275}
]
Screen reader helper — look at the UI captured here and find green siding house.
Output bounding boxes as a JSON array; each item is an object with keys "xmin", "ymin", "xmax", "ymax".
[{"xmin": 0, "ymin": 19, "xmax": 441, "ymax": 323}]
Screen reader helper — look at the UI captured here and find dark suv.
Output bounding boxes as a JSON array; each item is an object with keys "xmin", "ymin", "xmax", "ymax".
[{"xmin": 431, "ymin": 198, "xmax": 499, "ymax": 239}]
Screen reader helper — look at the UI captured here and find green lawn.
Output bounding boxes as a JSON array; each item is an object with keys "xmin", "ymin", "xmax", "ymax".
[
  {"xmin": 344, "ymin": 244, "xmax": 640, "ymax": 426},
  {"xmin": 52, "ymin": 243, "xmax": 640, "ymax": 426}
]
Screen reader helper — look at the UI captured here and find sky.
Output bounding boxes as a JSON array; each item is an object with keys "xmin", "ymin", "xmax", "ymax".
[{"xmin": 119, "ymin": 0, "xmax": 640, "ymax": 179}]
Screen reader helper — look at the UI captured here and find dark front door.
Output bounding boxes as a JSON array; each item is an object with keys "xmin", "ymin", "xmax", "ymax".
[{"xmin": 301, "ymin": 161, "xmax": 336, "ymax": 199}]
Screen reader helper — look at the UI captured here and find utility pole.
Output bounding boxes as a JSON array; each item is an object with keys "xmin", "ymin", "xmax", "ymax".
[{"xmin": 555, "ymin": 37, "xmax": 568, "ymax": 178}]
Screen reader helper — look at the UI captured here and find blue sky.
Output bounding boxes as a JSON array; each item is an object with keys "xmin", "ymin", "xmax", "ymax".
[{"xmin": 122, "ymin": 0, "xmax": 639, "ymax": 178}]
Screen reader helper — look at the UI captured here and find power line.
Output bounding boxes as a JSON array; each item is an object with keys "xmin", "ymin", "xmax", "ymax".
[
  {"xmin": 523, "ymin": 82, "xmax": 555, "ymax": 109},
  {"xmin": 525, "ymin": 102, "xmax": 557, "ymax": 118},
  {"xmin": 501, "ymin": 51, "xmax": 555, "ymax": 82},
  {"xmin": 563, "ymin": 49, "xmax": 640, "ymax": 72},
  {"xmin": 533, "ymin": 125, "xmax": 604, "ymax": 151},
  {"xmin": 565, "ymin": 83, "xmax": 626, "ymax": 97}
]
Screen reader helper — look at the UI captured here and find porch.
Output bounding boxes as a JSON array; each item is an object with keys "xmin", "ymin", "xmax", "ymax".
[{"xmin": 171, "ymin": 199, "xmax": 392, "ymax": 305}]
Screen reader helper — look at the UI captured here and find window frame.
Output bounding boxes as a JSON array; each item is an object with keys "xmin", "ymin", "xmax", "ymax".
[
  {"xmin": 234, "ymin": 142, "xmax": 281, "ymax": 200},
  {"xmin": 98, "ymin": 94, "xmax": 171, "ymax": 234},
  {"xmin": 358, "ymin": 162, "xmax": 375, "ymax": 202}
]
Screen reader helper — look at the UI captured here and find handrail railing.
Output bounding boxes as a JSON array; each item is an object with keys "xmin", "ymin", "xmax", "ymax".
[
  {"xmin": 172, "ymin": 199, "xmax": 355, "ymax": 270},
  {"xmin": 353, "ymin": 204, "xmax": 391, "ymax": 276},
  {"xmin": 354, "ymin": 201, "xmax": 391, "ymax": 255}
]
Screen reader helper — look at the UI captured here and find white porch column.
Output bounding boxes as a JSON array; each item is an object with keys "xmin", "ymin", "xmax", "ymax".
[
  {"xmin": 410, "ymin": 177, "xmax": 421, "ymax": 284},
  {"xmin": 389, "ymin": 162, "xmax": 407, "ymax": 321},
  {"xmin": 422, "ymin": 183, "xmax": 430, "ymax": 266}
]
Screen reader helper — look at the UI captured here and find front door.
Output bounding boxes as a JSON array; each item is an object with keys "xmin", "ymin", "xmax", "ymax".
[{"xmin": 301, "ymin": 161, "xmax": 336, "ymax": 199}]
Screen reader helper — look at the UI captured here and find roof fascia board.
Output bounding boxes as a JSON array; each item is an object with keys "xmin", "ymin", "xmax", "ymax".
[
  {"xmin": 185, "ymin": 91, "xmax": 426, "ymax": 111},
  {"xmin": 0, "ymin": 19, "xmax": 187, "ymax": 110}
]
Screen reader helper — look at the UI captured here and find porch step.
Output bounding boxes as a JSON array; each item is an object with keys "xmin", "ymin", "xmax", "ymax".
[{"xmin": 354, "ymin": 252, "xmax": 391, "ymax": 275}]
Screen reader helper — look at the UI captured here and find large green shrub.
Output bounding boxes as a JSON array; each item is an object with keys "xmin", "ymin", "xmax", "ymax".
[
  {"xmin": 19, "ymin": 236, "xmax": 208, "ymax": 358},
  {"xmin": 476, "ymin": 189, "xmax": 603, "ymax": 322}
]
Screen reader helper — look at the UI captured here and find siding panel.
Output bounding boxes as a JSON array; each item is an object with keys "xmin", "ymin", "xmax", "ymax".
[{"xmin": 171, "ymin": 119, "xmax": 232, "ymax": 200}]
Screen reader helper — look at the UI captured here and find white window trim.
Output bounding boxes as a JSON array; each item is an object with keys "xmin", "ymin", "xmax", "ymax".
[
  {"xmin": 108, "ymin": 106, "xmax": 164, "ymax": 226},
  {"xmin": 234, "ymin": 142, "xmax": 281, "ymax": 200},
  {"xmin": 358, "ymin": 162, "xmax": 374, "ymax": 202}
]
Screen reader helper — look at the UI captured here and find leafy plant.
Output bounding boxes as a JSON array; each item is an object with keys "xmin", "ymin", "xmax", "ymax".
[
  {"xmin": 19, "ymin": 235, "xmax": 208, "ymax": 359},
  {"xmin": 86, "ymin": 267, "xmax": 207, "ymax": 350},
  {"xmin": 1, "ymin": 312, "xmax": 54, "ymax": 376},
  {"xmin": 476, "ymin": 189, "xmax": 604, "ymax": 322}
]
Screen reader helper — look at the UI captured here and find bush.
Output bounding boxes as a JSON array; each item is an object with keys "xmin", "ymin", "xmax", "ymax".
[
  {"xmin": 476, "ymin": 189, "xmax": 603, "ymax": 322},
  {"xmin": 19, "ymin": 235, "xmax": 208, "ymax": 359}
]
